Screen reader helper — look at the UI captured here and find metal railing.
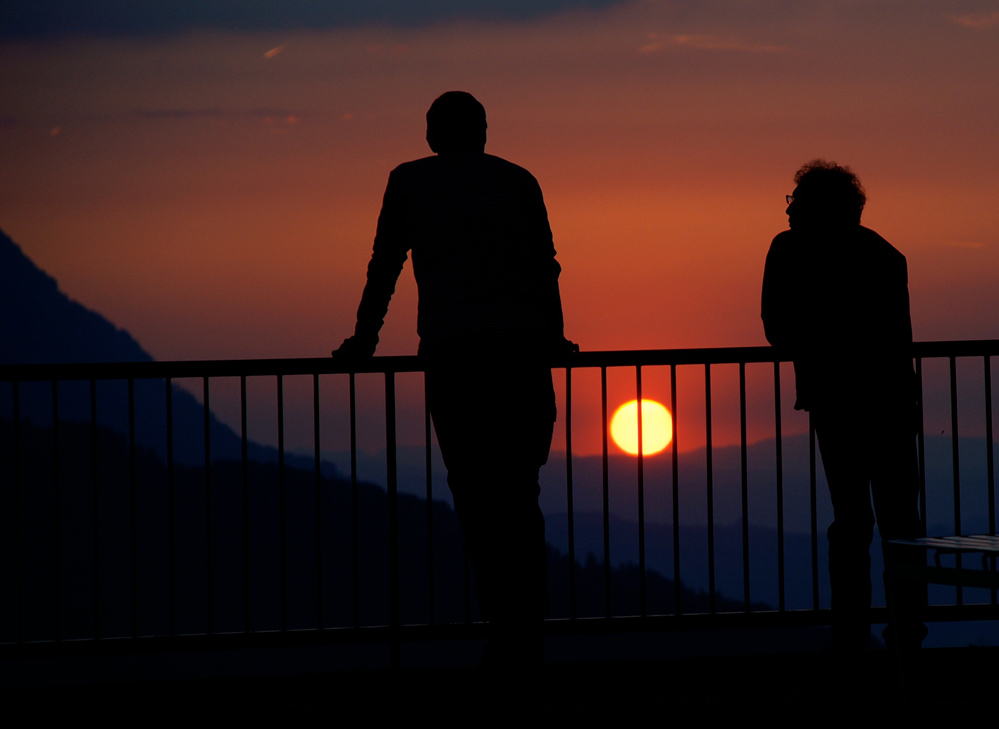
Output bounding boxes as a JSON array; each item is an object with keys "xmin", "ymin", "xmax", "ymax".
[{"xmin": 1, "ymin": 341, "xmax": 996, "ymax": 660}]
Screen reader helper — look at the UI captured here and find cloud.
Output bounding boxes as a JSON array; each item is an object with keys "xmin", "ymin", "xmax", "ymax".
[
  {"xmin": 950, "ymin": 11, "xmax": 999, "ymax": 28},
  {"xmin": 940, "ymin": 240, "xmax": 988, "ymax": 250},
  {"xmin": 638, "ymin": 33, "xmax": 789, "ymax": 54},
  {"xmin": 1, "ymin": 0, "xmax": 630, "ymax": 40},
  {"xmin": 132, "ymin": 107, "xmax": 298, "ymax": 121}
]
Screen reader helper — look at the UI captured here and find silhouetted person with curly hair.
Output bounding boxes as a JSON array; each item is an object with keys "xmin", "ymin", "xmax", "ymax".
[
  {"xmin": 762, "ymin": 160, "xmax": 925, "ymax": 652},
  {"xmin": 334, "ymin": 91, "xmax": 576, "ymax": 667}
]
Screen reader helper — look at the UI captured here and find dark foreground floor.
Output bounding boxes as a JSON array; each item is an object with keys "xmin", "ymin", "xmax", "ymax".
[{"xmin": 4, "ymin": 645, "xmax": 997, "ymax": 724}]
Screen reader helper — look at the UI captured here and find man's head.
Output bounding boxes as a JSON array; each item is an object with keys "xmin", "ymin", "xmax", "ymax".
[
  {"xmin": 426, "ymin": 91, "xmax": 487, "ymax": 154},
  {"xmin": 786, "ymin": 159, "xmax": 866, "ymax": 230}
]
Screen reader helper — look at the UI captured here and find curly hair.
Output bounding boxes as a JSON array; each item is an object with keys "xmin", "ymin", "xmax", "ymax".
[{"xmin": 793, "ymin": 159, "xmax": 866, "ymax": 223}]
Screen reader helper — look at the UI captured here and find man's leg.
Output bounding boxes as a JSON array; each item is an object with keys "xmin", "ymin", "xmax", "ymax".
[
  {"xmin": 870, "ymin": 416, "xmax": 925, "ymax": 649},
  {"xmin": 425, "ymin": 356, "xmax": 554, "ymax": 662},
  {"xmin": 814, "ymin": 410, "xmax": 876, "ymax": 650}
]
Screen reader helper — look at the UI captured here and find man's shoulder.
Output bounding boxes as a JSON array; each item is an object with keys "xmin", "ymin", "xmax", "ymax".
[
  {"xmin": 482, "ymin": 153, "xmax": 536, "ymax": 175},
  {"xmin": 857, "ymin": 226, "xmax": 906, "ymax": 263},
  {"xmin": 389, "ymin": 155, "xmax": 439, "ymax": 178},
  {"xmin": 767, "ymin": 229, "xmax": 797, "ymax": 255},
  {"xmin": 390, "ymin": 153, "xmax": 538, "ymax": 183}
]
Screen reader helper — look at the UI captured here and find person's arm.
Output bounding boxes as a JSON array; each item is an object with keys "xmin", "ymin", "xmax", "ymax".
[
  {"xmin": 333, "ymin": 172, "xmax": 409, "ymax": 359},
  {"xmin": 761, "ymin": 235, "xmax": 797, "ymax": 354},
  {"xmin": 528, "ymin": 177, "xmax": 577, "ymax": 355}
]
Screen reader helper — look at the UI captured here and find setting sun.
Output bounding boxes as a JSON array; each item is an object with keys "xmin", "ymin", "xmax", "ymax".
[{"xmin": 609, "ymin": 399, "xmax": 673, "ymax": 456}]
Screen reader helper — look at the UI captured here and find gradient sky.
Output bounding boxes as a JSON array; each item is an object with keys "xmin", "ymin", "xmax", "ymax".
[{"xmin": 3, "ymin": 1, "xmax": 998, "ymax": 453}]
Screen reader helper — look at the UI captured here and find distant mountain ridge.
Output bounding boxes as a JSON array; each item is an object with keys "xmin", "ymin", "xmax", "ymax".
[
  {"xmin": 0, "ymin": 227, "xmax": 280, "ymax": 468},
  {"xmin": 1, "ymin": 227, "xmax": 766, "ymax": 647},
  {"xmin": 0, "ymin": 228, "xmax": 151, "ymax": 365}
]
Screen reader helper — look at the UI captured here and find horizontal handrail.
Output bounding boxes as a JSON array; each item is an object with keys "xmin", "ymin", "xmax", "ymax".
[{"xmin": 3, "ymin": 340, "xmax": 998, "ymax": 382}]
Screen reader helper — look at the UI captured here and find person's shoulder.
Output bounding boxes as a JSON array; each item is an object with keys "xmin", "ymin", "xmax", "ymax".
[
  {"xmin": 482, "ymin": 154, "xmax": 540, "ymax": 183},
  {"xmin": 768, "ymin": 228, "xmax": 797, "ymax": 252},
  {"xmin": 858, "ymin": 225, "xmax": 906, "ymax": 262},
  {"xmin": 390, "ymin": 155, "xmax": 439, "ymax": 177}
]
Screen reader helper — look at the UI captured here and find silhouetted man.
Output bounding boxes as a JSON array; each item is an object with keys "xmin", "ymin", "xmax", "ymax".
[
  {"xmin": 762, "ymin": 160, "xmax": 924, "ymax": 651},
  {"xmin": 334, "ymin": 91, "xmax": 575, "ymax": 665}
]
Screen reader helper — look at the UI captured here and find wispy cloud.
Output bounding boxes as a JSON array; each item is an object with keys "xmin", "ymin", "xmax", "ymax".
[
  {"xmin": 941, "ymin": 240, "xmax": 988, "ymax": 249},
  {"xmin": 638, "ymin": 33, "xmax": 789, "ymax": 54},
  {"xmin": 1, "ymin": 0, "xmax": 630, "ymax": 40},
  {"xmin": 950, "ymin": 11, "xmax": 999, "ymax": 28}
]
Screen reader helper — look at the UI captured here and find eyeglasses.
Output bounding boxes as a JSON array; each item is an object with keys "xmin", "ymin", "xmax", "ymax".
[{"xmin": 785, "ymin": 195, "xmax": 794, "ymax": 205}]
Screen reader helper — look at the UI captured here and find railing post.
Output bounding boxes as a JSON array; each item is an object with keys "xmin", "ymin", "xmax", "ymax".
[
  {"xmin": 809, "ymin": 413, "xmax": 819, "ymax": 610},
  {"xmin": 203, "ymin": 376, "xmax": 213, "ymax": 634},
  {"xmin": 950, "ymin": 356, "xmax": 963, "ymax": 604},
  {"xmin": 636, "ymin": 366, "xmax": 646, "ymax": 616},
  {"xmin": 90, "ymin": 378, "xmax": 100, "ymax": 640},
  {"xmin": 600, "ymin": 366, "xmax": 611, "ymax": 619},
  {"xmin": 739, "ymin": 362, "xmax": 750, "ymax": 611},
  {"xmin": 773, "ymin": 362, "xmax": 785, "ymax": 612},
  {"xmin": 240, "ymin": 375, "xmax": 249, "ymax": 632},
  {"xmin": 385, "ymin": 371, "xmax": 400, "ymax": 669},
  {"xmin": 670, "ymin": 363, "xmax": 680, "ymax": 615},
  {"xmin": 314, "ymin": 373, "xmax": 323, "ymax": 630},
  {"xmin": 424, "ymin": 375, "xmax": 436, "ymax": 626},
  {"xmin": 565, "ymin": 365, "xmax": 576, "ymax": 620},
  {"xmin": 705, "ymin": 364, "xmax": 715, "ymax": 614}
]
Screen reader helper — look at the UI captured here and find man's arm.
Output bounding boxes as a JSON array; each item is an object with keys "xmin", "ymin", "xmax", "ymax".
[
  {"xmin": 761, "ymin": 234, "xmax": 799, "ymax": 353},
  {"xmin": 529, "ymin": 177, "xmax": 577, "ymax": 355},
  {"xmin": 333, "ymin": 172, "xmax": 409, "ymax": 358}
]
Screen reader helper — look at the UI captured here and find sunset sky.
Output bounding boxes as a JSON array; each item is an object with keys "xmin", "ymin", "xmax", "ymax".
[{"xmin": 3, "ymin": 1, "xmax": 998, "ymax": 454}]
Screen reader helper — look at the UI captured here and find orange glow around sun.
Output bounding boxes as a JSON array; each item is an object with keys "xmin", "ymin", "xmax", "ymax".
[{"xmin": 609, "ymin": 399, "xmax": 673, "ymax": 456}]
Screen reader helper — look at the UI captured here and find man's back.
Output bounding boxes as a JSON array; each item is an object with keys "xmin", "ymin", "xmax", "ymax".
[
  {"xmin": 364, "ymin": 151, "xmax": 563, "ymax": 349},
  {"xmin": 762, "ymin": 224, "xmax": 913, "ymax": 411}
]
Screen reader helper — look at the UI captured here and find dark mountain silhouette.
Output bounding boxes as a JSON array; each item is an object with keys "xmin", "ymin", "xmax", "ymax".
[
  {"xmin": 0, "ymin": 227, "xmax": 283, "ymax": 469},
  {"xmin": 1, "ymin": 226, "xmax": 763, "ymax": 650},
  {"xmin": 1, "ymin": 415, "xmax": 762, "ymax": 644},
  {"xmin": 0, "ymin": 229, "xmax": 152, "ymax": 365}
]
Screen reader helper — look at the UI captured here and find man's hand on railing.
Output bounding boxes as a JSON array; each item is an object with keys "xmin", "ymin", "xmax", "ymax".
[
  {"xmin": 555, "ymin": 337, "xmax": 580, "ymax": 356},
  {"xmin": 331, "ymin": 334, "xmax": 378, "ymax": 362}
]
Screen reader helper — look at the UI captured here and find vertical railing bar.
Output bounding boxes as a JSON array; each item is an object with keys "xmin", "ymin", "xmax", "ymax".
[
  {"xmin": 984, "ymin": 356, "xmax": 995, "ymax": 605},
  {"xmin": 463, "ymin": 548, "xmax": 472, "ymax": 625},
  {"xmin": 203, "ymin": 376, "xmax": 213, "ymax": 634},
  {"xmin": 949, "ymin": 356, "xmax": 963, "ymax": 605},
  {"xmin": 916, "ymin": 358, "xmax": 927, "ymax": 533},
  {"xmin": 90, "ymin": 379, "xmax": 100, "ymax": 639},
  {"xmin": 349, "ymin": 372, "xmax": 359, "ymax": 629},
  {"xmin": 913, "ymin": 356, "xmax": 931, "ymax": 640},
  {"xmin": 166, "ymin": 378, "xmax": 175, "ymax": 638},
  {"xmin": 670, "ymin": 363, "xmax": 681, "ymax": 615},
  {"xmin": 314, "ymin": 373, "xmax": 323, "ymax": 630},
  {"xmin": 241, "ymin": 375, "xmax": 250, "ymax": 633},
  {"xmin": 52, "ymin": 380, "xmax": 62, "ymax": 642},
  {"xmin": 636, "ymin": 366, "xmax": 646, "ymax": 617},
  {"xmin": 809, "ymin": 414, "xmax": 819, "ymax": 611},
  {"xmin": 705, "ymin": 364, "xmax": 715, "ymax": 614},
  {"xmin": 424, "ymin": 375, "xmax": 435, "ymax": 626},
  {"xmin": 566, "ymin": 366, "xmax": 576, "ymax": 620},
  {"xmin": 385, "ymin": 373, "xmax": 400, "ymax": 670},
  {"xmin": 600, "ymin": 366, "xmax": 611, "ymax": 619},
  {"xmin": 128, "ymin": 377, "xmax": 137, "ymax": 639},
  {"xmin": 277, "ymin": 374, "xmax": 286, "ymax": 631},
  {"xmin": 773, "ymin": 362, "xmax": 785, "ymax": 613},
  {"xmin": 13, "ymin": 382, "xmax": 23, "ymax": 644},
  {"xmin": 739, "ymin": 362, "xmax": 750, "ymax": 611},
  {"xmin": 985, "ymin": 356, "xmax": 995, "ymax": 536}
]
